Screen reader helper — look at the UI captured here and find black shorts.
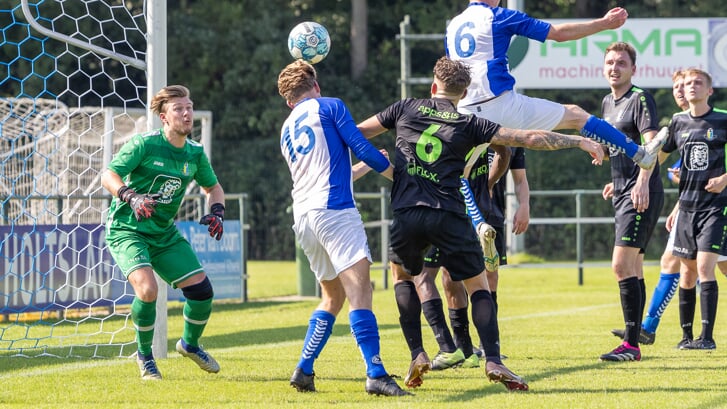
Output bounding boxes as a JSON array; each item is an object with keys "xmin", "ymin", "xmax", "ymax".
[
  {"xmin": 423, "ymin": 223, "xmax": 508, "ymax": 268},
  {"xmin": 389, "ymin": 207, "xmax": 484, "ymax": 281},
  {"xmin": 612, "ymin": 191, "xmax": 664, "ymax": 251},
  {"xmin": 672, "ymin": 207, "xmax": 727, "ymax": 259}
]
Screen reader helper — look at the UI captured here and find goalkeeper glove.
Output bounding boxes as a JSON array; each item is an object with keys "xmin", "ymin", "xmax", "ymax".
[
  {"xmin": 118, "ymin": 186, "xmax": 161, "ymax": 222},
  {"xmin": 199, "ymin": 203, "xmax": 224, "ymax": 241}
]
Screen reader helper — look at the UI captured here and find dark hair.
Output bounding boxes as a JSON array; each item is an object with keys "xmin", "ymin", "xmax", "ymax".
[
  {"xmin": 432, "ymin": 57, "xmax": 471, "ymax": 96},
  {"xmin": 604, "ymin": 42, "xmax": 636, "ymax": 65}
]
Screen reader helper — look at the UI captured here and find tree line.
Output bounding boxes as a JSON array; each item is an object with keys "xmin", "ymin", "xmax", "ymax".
[{"xmin": 7, "ymin": 0, "xmax": 727, "ymax": 260}]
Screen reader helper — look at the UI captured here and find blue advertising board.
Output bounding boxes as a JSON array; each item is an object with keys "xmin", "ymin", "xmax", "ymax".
[{"xmin": 0, "ymin": 221, "xmax": 242, "ymax": 313}]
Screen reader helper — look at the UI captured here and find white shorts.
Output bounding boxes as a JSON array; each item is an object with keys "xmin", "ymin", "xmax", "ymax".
[
  {"xmin": 459, "ymin": 90, "xmax": 565, "ymax": 130},
  {"xmin": 293, "ymin": 207, "xmax": 372, "ymax": 282},
  {"xmin": 666, "ymin": 211, "xmax": 727, "ymax": 261}
]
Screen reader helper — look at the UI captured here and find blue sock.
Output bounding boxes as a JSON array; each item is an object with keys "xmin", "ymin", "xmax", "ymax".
[
  {"xmin": 297, "ymin": 310, "xmax": 335, "ymax": 375},
  {"xmin": 180, "ymin": 338, "xmax": 199, "ymax": 353},
  {"xmin": 349, "ymin": 309, "xmax": 386, "ymax": 378},
  {"xmin": 459, "ymin": 177, "xmax": 485, "ymax": 228},
  {"xmin": 580, "ymin": 115, "xmax": 639, "ymax": 158},
  {"xmin": 642, "ymin": 272, "xmax": 680, "ymax": 333}
]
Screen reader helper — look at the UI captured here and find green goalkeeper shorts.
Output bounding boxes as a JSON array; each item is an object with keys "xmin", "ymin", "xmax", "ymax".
[{"xmin": 106, "ymin": 227, "xmax": 204, "ymax": 288}]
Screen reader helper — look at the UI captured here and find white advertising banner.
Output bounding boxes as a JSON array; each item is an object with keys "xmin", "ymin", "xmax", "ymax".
[{"xmin": 509, "ymin": 18, "xmax": 727, "ymax": 89}]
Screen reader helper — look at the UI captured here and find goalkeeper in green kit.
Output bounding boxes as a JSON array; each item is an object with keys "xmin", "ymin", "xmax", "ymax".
[{"xmin": 101, "ymin": 85, "xmax": 225, "ymax": 380}]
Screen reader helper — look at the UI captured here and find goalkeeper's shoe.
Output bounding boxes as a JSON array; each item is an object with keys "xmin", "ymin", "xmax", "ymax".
[
  {"xmin": 176, "ymin": 339, "xmax": 220, "ymax": 373},
  {"xmin": 365, "ymin": 374, "xmax": 412, "ymax": 396},
  {"xmin": 290, "ymin": 367, "xmax": 316, "ymax": 392},
  {"xmin": 431, "ymin": 348, "xmax": 465, "ymax": 371},
  {"xmin": 137, "ymin": 353, "xmax": 162, "ymax": 380},
  {"xmin": 485, "ymin": 361, "xmax": 528, "ymax": 391},
  {"xmin": 599, "ymin": 342, "xmax": 641, "ymax": 361},
  {"xmin": 476, "ymin": 222, "xmax": 499, "ymax": 273},
  {"xmin": 404, "ymin": 351, "xmax": 430, "ymax": 388}
]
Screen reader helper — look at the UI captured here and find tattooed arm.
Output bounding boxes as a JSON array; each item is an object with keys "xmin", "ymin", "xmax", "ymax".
[{"xmin": 491, "ymin": 128, "xmax": 604, "ymax": 165}]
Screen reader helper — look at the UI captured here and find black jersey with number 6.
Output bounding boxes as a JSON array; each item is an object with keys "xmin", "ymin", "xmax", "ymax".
[{"xmin": 376, "ymin": 97, "xmax": 500, "ymax": 214}]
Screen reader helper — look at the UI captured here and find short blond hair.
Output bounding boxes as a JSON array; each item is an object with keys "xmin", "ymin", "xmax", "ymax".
[
  {"xmin": 150, "ymin": 85, "xmax": 190, "ymax": 116},
  {"xmin": 683, "ymin": 67, "xmax": 712, "ymax": 88},
  {"xmin": 671, "ymin": 69, "xmax": 684, "ymax": 82},
  {"xmin": 278, "ymin": 60, "xmax": 317, "ymax": 103}
]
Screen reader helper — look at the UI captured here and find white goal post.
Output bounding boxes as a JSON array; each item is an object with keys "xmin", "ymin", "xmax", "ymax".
[{"xmin": 0, "ymin": 1, "xmax": 214, "ymax": 359}]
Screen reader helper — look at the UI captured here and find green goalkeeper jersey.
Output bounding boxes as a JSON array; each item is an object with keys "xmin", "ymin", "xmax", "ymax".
[{"xmin": 106, "ymin": 129, "xmax": 218, "ymax": 235}]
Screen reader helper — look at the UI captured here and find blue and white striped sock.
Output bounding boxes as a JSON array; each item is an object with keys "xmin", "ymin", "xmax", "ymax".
[{"xmin": 297, "ymin": 309, "xmax": 335, "ymax": 375}]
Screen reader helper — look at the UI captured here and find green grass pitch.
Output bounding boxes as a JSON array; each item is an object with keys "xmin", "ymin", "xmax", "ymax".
[{"xmin": 2, "ymin": 260, "xmax": 727, "ymax": 408}]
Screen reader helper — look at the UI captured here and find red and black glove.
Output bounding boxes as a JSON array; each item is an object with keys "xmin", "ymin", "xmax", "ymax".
[
  {"xmin": 199, "ymin": 203, "xmax": 224, "ymax": 241},
  {"xmin": 118, "ymin": 186, "xmax": 161, "ymax": 221}
]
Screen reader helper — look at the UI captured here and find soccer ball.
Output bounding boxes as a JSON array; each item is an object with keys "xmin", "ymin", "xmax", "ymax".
[{"xmin": 288, "ymin": 21, "xmax": 330, "ymax": 64}]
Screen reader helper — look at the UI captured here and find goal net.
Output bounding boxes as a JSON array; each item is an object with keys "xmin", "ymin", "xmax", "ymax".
[{"xmin": 0, "ymin": 1, "xmax": 209, "ymax": 358}]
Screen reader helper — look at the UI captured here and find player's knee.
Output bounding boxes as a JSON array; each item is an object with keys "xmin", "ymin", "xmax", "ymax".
[{"xmin": 182, "ymin": 277, "xmax": 214, "ymax": 301}]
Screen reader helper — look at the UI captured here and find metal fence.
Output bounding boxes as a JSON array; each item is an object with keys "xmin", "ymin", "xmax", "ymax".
[{"xmin": 357, "ymin": 188, "xmax": 679, "ymax": 288}]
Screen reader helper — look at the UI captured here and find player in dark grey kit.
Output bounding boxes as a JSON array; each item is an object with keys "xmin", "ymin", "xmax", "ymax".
[
  {"xmin": 658, "ymin": 67, "xmax": 727, "ymax": 350},
  {"xmin": 358, "ymin": 56, "xmax": 605, "ymax": 391},
  {"xmin": 598, "ymin": 42, "xmax": 664, "ymax": 362},
  {"xmin": 439, "ymin": 146, "xmax": 529, "ymax": 365}
]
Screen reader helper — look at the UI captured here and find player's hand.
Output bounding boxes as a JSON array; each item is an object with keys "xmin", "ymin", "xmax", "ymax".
[
  {"xmin": 667, "ymin": 166, "xmax": 681, "ymax": 184},
  {"xmin": 199, "ymin": 203, "xmax": 225, "ymax": 240},
  {"xmin": 602, "ymin": 7, "xmax": 628, "ymax": 30},
  {"xmin": 118, "ymin": 186, "xmax": 161, "ymax": 221},
  {"xmin": 579, "ymin": 138, "xmax": 604, "ymax": 165},
  {"xmin": 705, "ymin": 175, "xmax": 727, "ymax": 194},
  {"xmin": 602, "ymin": 182, "xmax": 614, "ymax": 200}
]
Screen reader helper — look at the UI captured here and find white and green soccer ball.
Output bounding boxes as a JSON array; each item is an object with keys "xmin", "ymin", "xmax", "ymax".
[{"xmin": 288, "ymin": 21, "xmax": 330, "ymax": 64}]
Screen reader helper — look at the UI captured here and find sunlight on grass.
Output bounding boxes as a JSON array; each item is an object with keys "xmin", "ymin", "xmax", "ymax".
[{"xmin": 2, "ymin": 262, "xmax": 727, "ymax": 408}]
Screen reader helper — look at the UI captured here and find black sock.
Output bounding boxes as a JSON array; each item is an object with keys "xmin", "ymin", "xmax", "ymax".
[
  {"xmin": 699, "ymin": 280, "xmax": 719, "ymax": 340},
  {"xmin": 394, "ymin": 281, "xmax": 423, "ymax": 359},
  {"xmin": 448, "ymin": 307, "xmax": 474, "ymax": 357},
  {"xmin": 491, "ymin": 290, "xmax": 498, "ymax": 313},
  {"xmin": 470, "ymin": 290, "xmax": 500, "ymax": 363},
  {"xmin": 422, "ymin": 298, "xmax": 456, "ymax": 353},
  {"xmin": 679, "ymin": 286, "xmax": 696, "ymax": 340},
  {"xmin": 619, "ymin": 276, "xmax": 642, "ymax": 347},
  {"xmin": 638, "ymin": 278, "xmax": 646, "ymax": 324}
]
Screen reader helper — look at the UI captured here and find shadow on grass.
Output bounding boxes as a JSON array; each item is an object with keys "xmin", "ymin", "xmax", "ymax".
[
  {"xmin": 437, "ymin": 360, "xmax": 721, "ymax": 402},
  {"xmin": 167, "ymin": 300, "xmax": 401, "ymax": 351}
]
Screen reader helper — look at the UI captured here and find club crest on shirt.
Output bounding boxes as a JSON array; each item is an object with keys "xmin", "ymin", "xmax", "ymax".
[
  {"xmin": 156, "ymin": 177, "xmax": 182, "ymax": 204},
  {"xmin": 182, "ymin": 162, "xmax": 189, "ymax": 175},
  {"xmin": 685, "ymin": 142, "xmax": 709, "ymax": 171},
  {"xmin": 706, "ymin": 128, "xmax": 715, "ymax": 141}
]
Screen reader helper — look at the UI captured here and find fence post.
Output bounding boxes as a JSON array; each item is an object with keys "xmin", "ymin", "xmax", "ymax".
[
  {"xmin": 380, "ymin": 186, "xmax": 390, "ymax": 289},
  {"xmin": 399, "ymin": 15, "xmax": 411, "ymax": 99},
  {"xmin": 576, "ymin": 190, "xmax": 584, "ymax": 285}
]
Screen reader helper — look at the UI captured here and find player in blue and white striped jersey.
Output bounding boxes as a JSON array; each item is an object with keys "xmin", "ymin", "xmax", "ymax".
[
  {"xmin": 278, "ymin": 59, "xmax": 409, "ymax": 397},
  {"xmin": 445, "ymin": 1, "xmax": 664, "ymax": 170}
]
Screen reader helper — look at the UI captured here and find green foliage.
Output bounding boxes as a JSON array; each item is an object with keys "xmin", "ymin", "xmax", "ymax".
[
  {"xmin": 17, "ymin": 0, "xmax": 723, "ymax": 259},
  {"xmin": 160, "ymin": 0, "xmax": 726, "ymax": 260}
]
